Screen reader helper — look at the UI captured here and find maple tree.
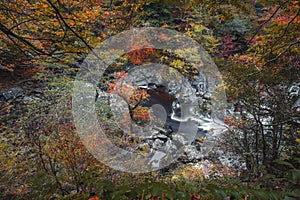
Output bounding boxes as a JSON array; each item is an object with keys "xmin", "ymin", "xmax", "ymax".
[
  {"xmin": 107, "ymin": 71, "xmax": 152, "ymax": 124},
  {"xmin": 0, "ymin": 0, "xmax": 110, "ymax": 81}
]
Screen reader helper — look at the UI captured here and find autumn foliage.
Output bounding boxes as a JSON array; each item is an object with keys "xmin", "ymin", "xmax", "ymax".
[
  {"xmin": 0, "ymin": 0, "xmax": 299, "ymax": 199},
  {"xmin": 107, "ymin": 71, "xmax": 152, "ymax": 123}
]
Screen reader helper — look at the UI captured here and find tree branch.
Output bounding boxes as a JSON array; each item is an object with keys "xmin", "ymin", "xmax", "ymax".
[
  {"xmin": 246, "ymin": 0, "xmax": 289, "ymax": 45},
  {"xmin": 0, "ymin": 22, "xmax": 50, "ymax": 56},
  {"xmin": 46, "ymin": 0, "xmax": 100, "ymax": 60}
]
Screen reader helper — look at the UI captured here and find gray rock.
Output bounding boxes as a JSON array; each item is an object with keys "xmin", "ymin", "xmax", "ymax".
[
  {"xmin": 149, "ymin": 151, "xmax": 166, "ymax": 169},
  {"xmin": 155, "ymin": 134, "xmax": 168, "ymax": 140},
  {"xmin": 184, "ymin": 145, "xmax": 203, "ymax": 160},
  {"xmin": 1, "ymin": 87, "xmax": 24, "ymax": 101},
  {"xmin": 172, "ymin": 133, "xmax": 189, "ymax": 145},
  {"xmin": 163, "ymin": 139, "xmax": 177, "ymax": 152},
  {"xmin": 153, "ymin": 126, "xmax": 169, "ymax": 135},
  {"xmin": 289, "ymin": 85, "xmax": 299, "ymax": 96},
  {"xmin": 152, "ymin": 139, "xmax": 164, "ymax": 150}
]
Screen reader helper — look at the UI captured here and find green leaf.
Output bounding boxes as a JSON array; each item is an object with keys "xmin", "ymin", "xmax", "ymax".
[
  {"xmin": 294, "ymin": 158, "xmax": 300, "ymax": 164},
  {"xmin": 251, "ymin": 190, "xmax": 271, "ymax": 200},
  {"xmin": 283, "ymin": 196, "xmax": 297, "ymax": 200},
  {"xmin": 289, "ymin": 169, "xmax": 300, "ymax": 182},
  {"xmin": 273, "ymin": 159, "xmax": 295, "ymax": 168}
]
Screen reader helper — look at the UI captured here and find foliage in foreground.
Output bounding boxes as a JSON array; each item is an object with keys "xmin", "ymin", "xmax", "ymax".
[{"xmin": 0, "ymin": 73, "xmax": 298, "ymax": 199}]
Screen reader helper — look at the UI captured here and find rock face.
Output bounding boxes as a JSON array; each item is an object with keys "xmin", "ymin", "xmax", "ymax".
[
  {"xmin": 0, "ymin": 87, "xmax": 24, "ymax": 102},
  {"xmin": 0, "ymin": 88, "xmax": 25, "ymax": 118},
  {"xmin": 99, "ymin": 65, "xmax": 226, "ymax": 168},
  {"xmin": 290, "ymin": 83, "xmax": 300, "ymax": 112},
  {"xmin": 0, "ymin": 84, "xmax": 45, "ymax": 124}
]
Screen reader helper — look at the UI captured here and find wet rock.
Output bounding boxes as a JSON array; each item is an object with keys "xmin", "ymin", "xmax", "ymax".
[
  {"xmin": 145, "ymin": 131, "xmax": 160, "ymax": 140},
  {"xmin": 103, "ymin": 64, "xmax": 225, "ymax": 166},
  {"xmin": 152, "ymin": 139, "xmax": 164, "ymax": 150},
  {"xmin": 155, "ymin": 134, "xmax": 168, "ymax": 141},
  {"xmin": 153, "ymin": 126, "xmax": 169, "ymax": 135}
]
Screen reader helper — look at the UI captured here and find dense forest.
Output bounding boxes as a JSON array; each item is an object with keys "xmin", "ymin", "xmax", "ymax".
[{"xmin": 0, "ymin": 0, "xmax": 299, "ymax": 199}]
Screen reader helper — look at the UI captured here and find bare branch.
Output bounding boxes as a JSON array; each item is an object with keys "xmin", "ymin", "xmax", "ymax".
[
  {"xmin": 246, "ymin": 0, "xmax": 289, "ymax": 45},
  {"xmin": 46, "ymin": 0, "xmax": 99, "ymax": 59},
  {"xmin": 262, "ymin": 40, "xmax": 300, "ymax": 67}
]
